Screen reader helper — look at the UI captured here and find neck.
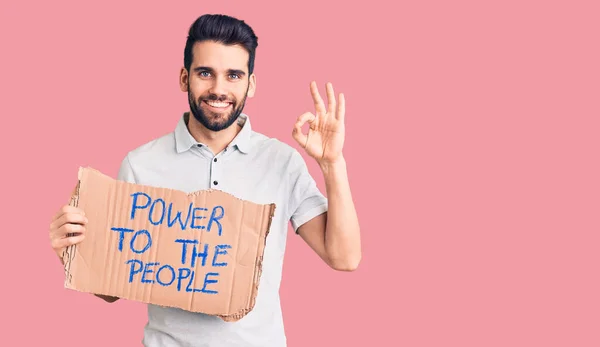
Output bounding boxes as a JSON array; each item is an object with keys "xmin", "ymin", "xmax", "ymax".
[{"xmin": 186, "ymin": 112, "xmax": 243, "ymax": 154}]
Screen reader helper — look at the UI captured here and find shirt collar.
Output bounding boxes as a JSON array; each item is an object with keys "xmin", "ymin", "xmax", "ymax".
[
  {"xmin": 174, "ymin": 112, "xmax": 253, "ymax": 154},
  {"xmin": 229, "ymin": 113, "xmax": 252, "ymax": 154}
]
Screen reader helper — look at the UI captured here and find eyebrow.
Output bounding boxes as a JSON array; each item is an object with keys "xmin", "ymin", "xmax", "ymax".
[{"xmin": 193, "ymin": 66, "xmax": 246, "ymax": 77}]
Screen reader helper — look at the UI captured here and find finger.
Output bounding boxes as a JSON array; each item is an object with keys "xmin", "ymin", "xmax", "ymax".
[
  {"xmin": 53, "ymin": 223, "xmax": 86, "ymax": 238},
  {"xmin": 326, "ymin": 82, "xmax": 336, "ymax": 116},
  {"xmin": 292, "ymin": 112, "xmax": 315, "ymax": 147},
  {"xmin": 50, "ymin": 212, "xmax": 88, "ymax": 231},
  {"xmin": 336, "ymin": 92, "xmax": 345, "ymax": 122},
  {"xmin": 293, "ymin": 112, "xmax": 315, "ymax": 135},
  {"xmin": 52, "ymin": 234, "xmax": 86, "ymax": 250},
  {"xmin": 292, "ymin": 126, "xmax": 308, "ymax": 148},
  {"xmin": 296, "ymin": 111, "xmax": 316, "ymax": 127},
  {"xmin": 310, "ymin": 81, "xmax": 326, "ymax": 114},
  {"xmin": 53, "ymin": 205, "xmax": 85, "ymax": 221}
]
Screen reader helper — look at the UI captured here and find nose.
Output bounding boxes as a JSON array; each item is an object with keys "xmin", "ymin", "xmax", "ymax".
[{"xmin": 209, "ymin": 76, "xmax": 228, "ymax": 99}]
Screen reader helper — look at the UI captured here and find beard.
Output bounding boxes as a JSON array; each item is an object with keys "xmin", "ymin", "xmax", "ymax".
[{"xmin": 188, "ymin": 86, "xmax": 248, "ymax": 132}]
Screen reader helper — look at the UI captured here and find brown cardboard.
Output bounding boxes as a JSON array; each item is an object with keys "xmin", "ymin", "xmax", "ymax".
[{"xmin": 62, "ymin": 167, "xmax": 275, "ymax": 322}]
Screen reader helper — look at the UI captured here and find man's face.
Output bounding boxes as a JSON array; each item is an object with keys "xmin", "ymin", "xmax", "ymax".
[{"xmin": 181, "ymin": 40, "xmax": 256, "ymax": 132}]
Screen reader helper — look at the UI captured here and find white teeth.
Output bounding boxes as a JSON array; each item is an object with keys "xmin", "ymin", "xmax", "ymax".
[{"xmin": 206, "ymin": 101, "xmax": 231, "ymax": 108}]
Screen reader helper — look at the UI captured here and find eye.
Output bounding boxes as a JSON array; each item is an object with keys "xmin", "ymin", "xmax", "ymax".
[
  {"xmin": 229, "ymin": 74, "xmax": 240, "ymax": 79},
  {"xmin": 199, "ymin": 71, "xmax": 211, "ymax": 77}
]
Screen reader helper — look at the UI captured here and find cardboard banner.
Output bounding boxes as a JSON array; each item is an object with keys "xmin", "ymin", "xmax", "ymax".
[{"xmin": 63, "ymin": 167, "xmax": 276, "ymax": 322}]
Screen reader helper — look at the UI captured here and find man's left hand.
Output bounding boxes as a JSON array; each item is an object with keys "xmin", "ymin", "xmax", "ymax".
[{"xmin": 293, "ymin": 81, "xmax": 346, "ymax": 165}]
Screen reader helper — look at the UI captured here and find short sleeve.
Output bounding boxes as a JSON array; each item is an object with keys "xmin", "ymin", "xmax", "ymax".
[
  {"xmin": 287, "ymin": 150, "xmax": 328, "ymax": 233},
  {"xmin": 117, "ymin": 154, "xmax": 136, "ymax": 184}
]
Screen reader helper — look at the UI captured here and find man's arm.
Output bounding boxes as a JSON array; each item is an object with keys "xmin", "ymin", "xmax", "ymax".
[
  {"xmin": 297, "ymin": 156, "xmax": 361, "ymax": 271},
  {"xmin": 292, "ymin": 81, "xmax": 361, "ymax": 271}
]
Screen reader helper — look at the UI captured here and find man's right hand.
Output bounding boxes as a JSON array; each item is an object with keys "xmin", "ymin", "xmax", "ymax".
[
  {"xmin": 50, "ymin": 204, "xmax": 120, "ymax": 303},
  {"xmin": 49, "ymin": 205, "xmax": 87, "ymax": 262}
]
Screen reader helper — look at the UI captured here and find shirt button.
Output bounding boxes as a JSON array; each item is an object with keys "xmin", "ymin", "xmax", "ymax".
[
  {"xmin": 214, "ymin": 158, "xmax": 218, "ymax": 162},
  {"xmin": 213, "ymin": 180, "xmax": 218, "ymax": 185}
]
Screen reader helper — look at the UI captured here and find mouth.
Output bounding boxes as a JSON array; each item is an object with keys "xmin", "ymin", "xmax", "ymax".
[{"xmin": 203, "ymin": 100, "xmax": 233, "ymax": 112}]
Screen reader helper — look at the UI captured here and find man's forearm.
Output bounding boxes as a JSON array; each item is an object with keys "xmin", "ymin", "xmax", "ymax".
[{"xmin": 320, "ymin": 156, "xmax": 361, "ymax": 271}]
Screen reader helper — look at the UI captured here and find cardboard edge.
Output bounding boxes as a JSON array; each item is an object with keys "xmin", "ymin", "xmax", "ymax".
[
  {"xmin": 62, "ymin": 171, "xmax": 83, "ymax": 288},
  {"xmin": 81, "ymin": 166, "xmax": 267, "ymax": 207},
  {"xmin": 216, "ymin": 202, "xmax": 277, "ymax": 322}
]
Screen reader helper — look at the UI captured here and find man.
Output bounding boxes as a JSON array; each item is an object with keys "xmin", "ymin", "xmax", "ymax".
[{"xmin": 49, "ymin": 13, "xmax": 361, "ymax": 346}]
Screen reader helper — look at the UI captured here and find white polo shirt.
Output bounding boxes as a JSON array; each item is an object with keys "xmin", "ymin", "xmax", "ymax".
[{"xmin": 116, "ymin": 112, "xmax": 328, "ymax": 347}]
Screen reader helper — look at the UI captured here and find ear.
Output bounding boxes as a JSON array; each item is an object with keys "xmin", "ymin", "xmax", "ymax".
[
  {"xmin": 247, "ymin": 73, "xmax": 256, "ymax": 98},
  {"xmin": 179, "ymin": 67, "xmax": 189, "ymax": 92}
]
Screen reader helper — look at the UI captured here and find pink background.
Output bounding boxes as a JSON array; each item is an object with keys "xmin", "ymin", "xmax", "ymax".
[{"xmin": 2, "ymin": 0, "xmax": 599, "ymax": 346}]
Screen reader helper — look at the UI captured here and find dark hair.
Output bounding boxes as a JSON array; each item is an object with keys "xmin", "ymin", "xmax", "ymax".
[{"xmin": 184, "ymin": 14, "xmax": 258, "ymax": 74}]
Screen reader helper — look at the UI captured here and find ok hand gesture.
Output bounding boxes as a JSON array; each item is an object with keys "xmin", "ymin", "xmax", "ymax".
[{"xmin": 293, "ymin": 81, "xmax": 346, "ymax": 165}]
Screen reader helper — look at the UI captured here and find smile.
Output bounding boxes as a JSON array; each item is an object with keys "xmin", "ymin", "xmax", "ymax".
[{"xmin": 203, "ymin": 100, "xmax": 232, "ymax": 109}]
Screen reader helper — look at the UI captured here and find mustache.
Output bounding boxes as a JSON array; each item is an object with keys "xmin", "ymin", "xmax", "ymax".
[{"xmin": 202, "ymin": 94, "xmax": 235, "ymax": 103}]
